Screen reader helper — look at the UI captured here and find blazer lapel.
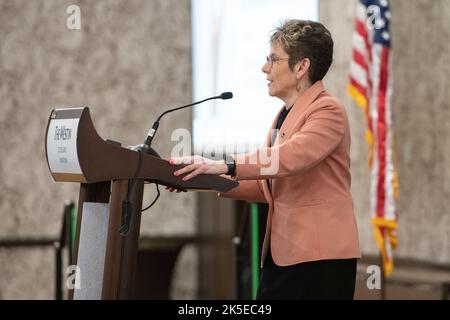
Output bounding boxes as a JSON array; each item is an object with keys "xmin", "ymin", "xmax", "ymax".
[
  {"xmin": 277, "ymin": 80, "xmax": 326, "ymax": 144},
  {"xmin": 260, "ymin": 107, "xmax": 284, "ymax": 200},
  {"xmin": 260, "ymin": 81, "xmax": 325, "ymax": 197},
  {"xmin": 270, "ymin": 81, "xmax": 325, "ymax": 194},
  {"xmin": 265, "ymin": 107, "xmax": 284, "ymax": 147}
]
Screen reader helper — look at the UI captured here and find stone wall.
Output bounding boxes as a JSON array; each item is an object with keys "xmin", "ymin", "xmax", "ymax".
[
  {"xmin": 320, "ymin": 0, "xmax": 450, "ymax": 264},
  {"xmin": 0, "ymin": 0, "xmax": 196, "ymax": 299}
]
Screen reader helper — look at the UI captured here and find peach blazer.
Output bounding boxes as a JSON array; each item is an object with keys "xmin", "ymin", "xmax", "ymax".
[{"xmin": 220, "ymin": 81, "xmax": 361, "ymax": 267}]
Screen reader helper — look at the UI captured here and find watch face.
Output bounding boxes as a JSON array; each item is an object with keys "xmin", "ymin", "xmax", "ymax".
[{"xmin": 225, "ymin": 155, "xmax": 233, "ymax": 165}]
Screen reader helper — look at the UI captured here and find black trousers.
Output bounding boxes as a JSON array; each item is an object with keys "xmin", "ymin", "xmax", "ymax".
[{"xmin": 256, "ymin": 249, "xmax": 357, "ymax": 300}]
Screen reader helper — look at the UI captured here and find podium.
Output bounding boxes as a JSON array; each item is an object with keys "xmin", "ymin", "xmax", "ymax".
[{"xmin": 45, "ymin": 107, "xmax": 238, "ymax": 299}]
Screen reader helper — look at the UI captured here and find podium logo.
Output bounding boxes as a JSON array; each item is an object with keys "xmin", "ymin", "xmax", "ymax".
[
  {"xmin": 66, "ymin": 265, "xmax": 81, "ymax": 290},
  {"xmin": 366, "ymin": 265, "xmax": 381, "ymax": 290},
  {"xmin": 66, "ymin": 5, "xmax": 81, "ymax": 30},
  {"xmin": 54, "ymin": 126, "xmax": 72, "ymax": 141}
]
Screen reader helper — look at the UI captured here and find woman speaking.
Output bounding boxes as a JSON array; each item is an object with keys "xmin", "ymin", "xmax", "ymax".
[{"xmin": 169, "ymin": 19, "xmax": 361, "ymax": 300}]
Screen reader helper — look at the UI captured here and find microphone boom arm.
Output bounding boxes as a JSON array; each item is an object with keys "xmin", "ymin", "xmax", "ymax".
[{"xmin": 142, "ymin": 92, "xmax": 233, "ymax": 153}]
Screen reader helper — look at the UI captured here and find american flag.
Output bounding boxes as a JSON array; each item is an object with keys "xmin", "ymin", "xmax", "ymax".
[{"xmin": 348, "ymin": 0, "xmax": 399, "ymax": 276}]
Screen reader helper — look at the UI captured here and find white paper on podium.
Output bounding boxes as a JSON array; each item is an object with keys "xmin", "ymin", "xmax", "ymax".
[{"xmin": 73, "ymin": 202, "xmax": 110, "ymax": 300}]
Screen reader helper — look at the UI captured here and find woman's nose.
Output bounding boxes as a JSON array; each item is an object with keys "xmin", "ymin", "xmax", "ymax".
[{"xmin": 262, "ymin": 61, "xmax": 270, "ymax": 74}]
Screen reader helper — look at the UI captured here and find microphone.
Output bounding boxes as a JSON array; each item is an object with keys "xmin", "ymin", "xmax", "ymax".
[
  {"xmin": 141, "ymin": 92, "xmax": 233, "ymax": 154},
  {"xmin": 220, "ymin": 92, "xmax": 233, "ymax": 100}
]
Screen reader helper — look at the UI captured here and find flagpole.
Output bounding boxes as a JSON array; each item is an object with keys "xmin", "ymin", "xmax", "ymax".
[{"xmin": 380, "ymin": 254, "xmax": 386, "ymax": 300}]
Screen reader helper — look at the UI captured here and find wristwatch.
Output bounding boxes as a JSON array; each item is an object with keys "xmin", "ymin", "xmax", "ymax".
[{"xmin": 224, "ymin": 155, "xmax": 236, "ymax": 176}]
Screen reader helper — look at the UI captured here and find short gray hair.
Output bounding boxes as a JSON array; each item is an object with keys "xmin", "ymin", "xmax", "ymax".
[{"xmin": 270, "ymin": 19, "xmax": 334, "ymax": 83}]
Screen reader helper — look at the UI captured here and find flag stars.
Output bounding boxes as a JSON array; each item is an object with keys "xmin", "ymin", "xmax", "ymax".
[
  {"xmin": 376, "ymin": 19, "xmax": 386, "ymax": 29},
  {"xmin": 379, "ymin": 0, "xmax": 389, "ymax": 7},
  {"xmin": 385, "ymin": 11, "xmax": 391, "ymax": 20},
  {"xmin": 382, "ymin": 31, "xmax": 390, "ymax": 40}
]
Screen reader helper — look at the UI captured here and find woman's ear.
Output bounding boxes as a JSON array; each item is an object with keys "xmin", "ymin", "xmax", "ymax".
[{"xmin": 296, "ymin": 58, "xmax": 311, "ymax": 79}]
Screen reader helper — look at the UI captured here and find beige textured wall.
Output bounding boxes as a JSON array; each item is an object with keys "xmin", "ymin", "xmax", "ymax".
[
  {"xmin": 320, "ymin": 0, "xmax": 450, "ymax": 264},
  {"xmin": 0, "ymin": 0, "xmax": 196, "ymax": 299}
]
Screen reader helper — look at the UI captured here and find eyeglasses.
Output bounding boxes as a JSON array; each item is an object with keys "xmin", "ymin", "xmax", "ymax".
[{"xmin": 266, "ymin": 54, "xmax": 289, "ymax": 67}]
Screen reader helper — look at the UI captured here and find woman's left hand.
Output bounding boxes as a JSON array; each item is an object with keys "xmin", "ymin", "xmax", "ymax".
[{"xmin": 169, "ymin": 155, "xmax": 228, "ymax": 181}]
